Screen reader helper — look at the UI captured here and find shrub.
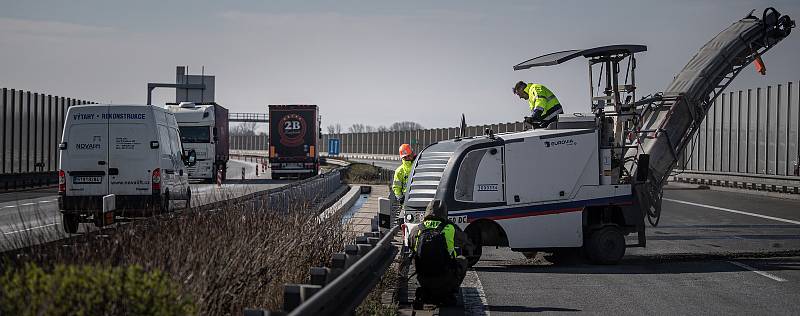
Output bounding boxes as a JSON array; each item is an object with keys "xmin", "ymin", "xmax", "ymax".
[{"xmin": 0, "ymin": 263, "xmax": 195, "ymax": 316}]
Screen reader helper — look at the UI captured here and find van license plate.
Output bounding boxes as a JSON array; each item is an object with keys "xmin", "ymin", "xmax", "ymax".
[{"xmin": 73, "ymin": 176, "xmax": 102, "ymax": 184}]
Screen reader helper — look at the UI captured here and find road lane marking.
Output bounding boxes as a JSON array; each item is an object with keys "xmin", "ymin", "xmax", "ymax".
[
  {"xmin": 728, "ymin": 261, "xmax": 787, "ymax": 282},
  {"xmin": 3, "ymin": 223, "xmax": 59, "ymax": 235},
  {"xmin": 20, "ymin": 202, "xmax": 35, "ymax": 206},
  {"xmin": 663, "ymin": 198, "xmax": 800, "ymax": 225},
  {"xmin": 461, "ymin": 270, "xmax": 490, "ymax": 316}
]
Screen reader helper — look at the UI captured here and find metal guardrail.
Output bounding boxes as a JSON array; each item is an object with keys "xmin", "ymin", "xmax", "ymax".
[
  {"xmin": 672, "ymin": 169, "xmax": 800, "ymax": 194},
  {"xmin": 195, "ymin": 167, "xmax": 345, "ymax": 214},
  {"xmin": 245, "ymin": 222, "xmax": 400, "ymax": 316},
  {"xmin": 288, "ymin": 224, "xmax": 400, "ymax": 316},
  {"xmin": 237, "ymin": 155, "xmax": 399, "ymax": 315}
]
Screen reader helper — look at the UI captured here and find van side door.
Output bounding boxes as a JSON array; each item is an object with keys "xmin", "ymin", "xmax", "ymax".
[
  {"xmin": 107, "ymin": 111, "xmax": 153, "ymax": 196},
  {"xmin": 62, "ymin": 106, "xmax": 110, "ymax": 197}
]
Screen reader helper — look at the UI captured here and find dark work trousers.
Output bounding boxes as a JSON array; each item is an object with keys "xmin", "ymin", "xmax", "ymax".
[{"xmin": 416, "ymin": 256, "xmax": 468, "ymax": 304}]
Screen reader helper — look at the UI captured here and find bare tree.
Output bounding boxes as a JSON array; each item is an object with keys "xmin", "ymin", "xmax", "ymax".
[
  {"xmin": 326, "ymin": 125, "xmax": 336, "ymax": 134},
  {"xmin": 377, "ymin": 126, "xmax": 389, "ymax": 132},
  {"xmin": 348, "ymin": 123, "xmax": 366, "ymax": 133},
  {"xmin": 365, "ymin": 125, "xmax": 376, "ymax": 133},
  {"xmin": 231, "ymin": 122, "xmax": 258, "ymax": 136},
  {"xmin": 389, "ymin": 121, "xmax": 423, "ymax": 131},
  {"xmin": 335, "ymin": 123, "xmax": 342, "ymax": 134}
]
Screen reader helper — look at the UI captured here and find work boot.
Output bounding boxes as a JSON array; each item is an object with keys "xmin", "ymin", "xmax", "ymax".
[
  {"xmin": 413, "ymin": 287, "xmax": 427, "ymax": 309},
  {"xmin": 412, "ymin": 295, "xmax": 425, "ymax": 310},
  {"xmin": 439, "ymin": 293, "xmax": 458, "ymax": 307}
]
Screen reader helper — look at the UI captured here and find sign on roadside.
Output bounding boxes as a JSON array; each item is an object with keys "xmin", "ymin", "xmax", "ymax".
[{"xmin": 328, "ymin": 138, "xmax": 340, "ymax": 156}]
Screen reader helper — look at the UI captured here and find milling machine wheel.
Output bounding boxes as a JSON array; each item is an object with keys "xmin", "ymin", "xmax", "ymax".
[{"xmin": 585, "ymin": 226, "xmax": 626, "ymax": 265}]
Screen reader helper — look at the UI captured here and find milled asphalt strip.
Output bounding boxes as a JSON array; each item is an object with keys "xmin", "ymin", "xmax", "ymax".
[
  {"xmin": 728, "ymin": 261, "xmax": 788, "ymax": 282},
  {"xmin": 663, "ymin": 198, "xmax": 800, "ymax": 225},
  {"xmin": 461, "ymin": 270, "xmax": 490, "ymax": 316}
]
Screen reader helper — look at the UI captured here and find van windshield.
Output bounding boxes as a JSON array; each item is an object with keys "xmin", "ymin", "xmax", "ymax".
[{"xmin": 179, "ymin": 126, "xmax": 210, "ymax": 143}]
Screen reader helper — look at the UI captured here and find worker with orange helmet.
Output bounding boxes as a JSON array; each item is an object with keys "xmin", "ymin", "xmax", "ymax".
[{"xmin": 393, "ymin": 144, "xmax": 415, "ymax": 203}]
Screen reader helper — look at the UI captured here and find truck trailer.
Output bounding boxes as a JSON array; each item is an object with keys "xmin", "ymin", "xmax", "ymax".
[
  {"xmin": 401, "ymin": 8, "xmax": 794, "ymax": 265},
  {"xmin": 166, "ymin": 102, "xmax": 230, "ymax": 183},
  {"xmin": 268, "ymin": 104, "xmax": 320, "ymax": 179}
]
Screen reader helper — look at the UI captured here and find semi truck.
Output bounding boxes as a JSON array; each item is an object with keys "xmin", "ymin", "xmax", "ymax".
[
  {"xmin": 400, "ymin": 8, "xmax": 794, "ymax": 265},
  {"xmin": 166, "ymin": 102, "xmax": 230, "ymax": 183},
  {"xmin": 268, "ymin": 104, "xmax": 320, "ymax": 179}
]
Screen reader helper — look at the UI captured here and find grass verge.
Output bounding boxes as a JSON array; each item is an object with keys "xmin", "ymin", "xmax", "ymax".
[{"xmin": 1, "ymin": 196, "xmax": 348, "ymax": 315}]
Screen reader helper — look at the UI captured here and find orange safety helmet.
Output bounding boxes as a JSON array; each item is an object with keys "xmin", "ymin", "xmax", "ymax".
[{"xmin": 399, "ymin": 143, "xmax": 414, "ymax": 159}]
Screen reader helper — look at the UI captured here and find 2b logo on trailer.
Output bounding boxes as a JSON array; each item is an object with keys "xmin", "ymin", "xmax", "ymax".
[
  {"xmin": 278, "ymin": 114, "xmax": 308, "ymax": 147},
  {"xmin": 284, "ymin": 120, "xmax": 302, "ymax": 132}
]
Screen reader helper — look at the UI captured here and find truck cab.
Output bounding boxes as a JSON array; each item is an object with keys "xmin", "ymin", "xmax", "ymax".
[{"xmin": 166, "ymin": 102, "xmax": 229, "ymax": 183}]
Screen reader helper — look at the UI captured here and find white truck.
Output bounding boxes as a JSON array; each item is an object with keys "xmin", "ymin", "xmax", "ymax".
[
  {"xmin": 401, "ymin": 9, "xmax": 794, "ymax": 265},
  {"xmin": 166, "ymin": 102, "xmax": 230, "ymax": 183},
  {"xmin": 58, "ymin": 104, "xmax": 196, "ymax": 233}
]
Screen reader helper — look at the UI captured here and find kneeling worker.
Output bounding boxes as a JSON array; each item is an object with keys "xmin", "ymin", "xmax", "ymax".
[
  {"xmin": 393, "ymin": 144, "xmax": 415, "ymax": 204},
  {"xmin": 513, "ymin": 81, "xmax": 563, "ymax": 128},
  {"xmin": 412, "ymin": 200, "xmax": 468, "ymax": 307}
]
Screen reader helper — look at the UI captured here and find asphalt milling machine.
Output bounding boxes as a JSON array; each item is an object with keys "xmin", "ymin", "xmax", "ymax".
[{"xmin": 400, "ymin": 8, "xmax": 795, "ymax": 266}]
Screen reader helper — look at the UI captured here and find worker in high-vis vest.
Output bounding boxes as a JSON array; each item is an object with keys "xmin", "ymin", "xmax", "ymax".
[
  {"xmin": 410, "ymin": 200, "xmax": 468, "ymax": 307},
  {"xmin": 513, "ymin": 81, "xmax": 564, "ymax": 128},
  {"xmin": 392, "ymin": 144, "xmax": 415, "ymax": 203}
]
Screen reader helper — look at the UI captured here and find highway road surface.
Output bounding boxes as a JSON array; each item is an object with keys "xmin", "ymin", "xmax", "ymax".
[
  {"xmin": 354, "ymin": 158, "xmax": 800, "ymax": 315},
  {"xmin": 466, "ymin": 187, "xmax": 800, "ymax": 315},
  {"xmin": 0, "ymin": 160, "xmax": 292, "ymax": 251}
]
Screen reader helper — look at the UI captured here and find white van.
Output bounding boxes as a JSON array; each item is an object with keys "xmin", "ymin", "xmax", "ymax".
[{"xmin": 58, "ymin": 104, "xmax": 196, "ymax": 233}]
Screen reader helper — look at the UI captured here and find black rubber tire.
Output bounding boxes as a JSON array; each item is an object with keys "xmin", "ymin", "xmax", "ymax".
[
  {"xmin": 585, "ymin": 226, "xmax": 626, "ymax": 265},
  {"xmin": 62, "ymin": 214, "xmax": 79, "ymax": 234},
  {"xmin": 466, "ymin": 229, "xmax": 483, "ymax": 267},
  {"xmin": 159, "ymin": 192, "xmax": 170, "ymax": 213}
]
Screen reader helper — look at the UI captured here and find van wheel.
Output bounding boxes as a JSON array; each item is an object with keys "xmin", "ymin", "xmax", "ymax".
[
  {"xmin": 159, "ymin": 192, "xmax": 170, "ymax": 213},
  {"xmin": 585, "ymin": 226, "xmax": 625, "ymax": 265},
  {"xmin": 62, "ymin": 214, "xmax": 79, "ymax": 234},
  {"xmin": 185, "ymin": 189, "xmax": 192, "ymax": 209},
  {"xmin": 466, "ymin": 229, "xmax": 483, "ymax": 267}
]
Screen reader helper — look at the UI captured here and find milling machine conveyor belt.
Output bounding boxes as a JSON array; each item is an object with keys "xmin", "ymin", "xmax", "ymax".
[{"xmin": 628, "ymin": 8, "xmax": 794, "ymax": 225}]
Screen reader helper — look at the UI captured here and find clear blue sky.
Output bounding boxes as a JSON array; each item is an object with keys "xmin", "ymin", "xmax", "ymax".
[{"xmin": 2, "ymin": 0, "xmax": 798, "ymax": 130}]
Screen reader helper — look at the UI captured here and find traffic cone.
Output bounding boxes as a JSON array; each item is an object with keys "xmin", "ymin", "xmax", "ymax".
[{"xmin": 216, "ymin": 168, "xmax": 222, "ymax": 188}]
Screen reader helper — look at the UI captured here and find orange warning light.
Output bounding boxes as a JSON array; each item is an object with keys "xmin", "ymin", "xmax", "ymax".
[{"xmin": 754, "ymin": 55, "xmax": 766, "ymax": 75}]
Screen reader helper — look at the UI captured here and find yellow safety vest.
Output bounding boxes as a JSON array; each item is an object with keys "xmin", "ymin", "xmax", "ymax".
[
  {"xmin": 392, "ymin": 159, "xmax": 413, "ymax": 197},
  {"xmin": 414, "ymin": 219, "xmax": 457, "ymax": 258},
  {"xmin": 525, "ymin": 83, "xmax": 562, "ymax": 116}
]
